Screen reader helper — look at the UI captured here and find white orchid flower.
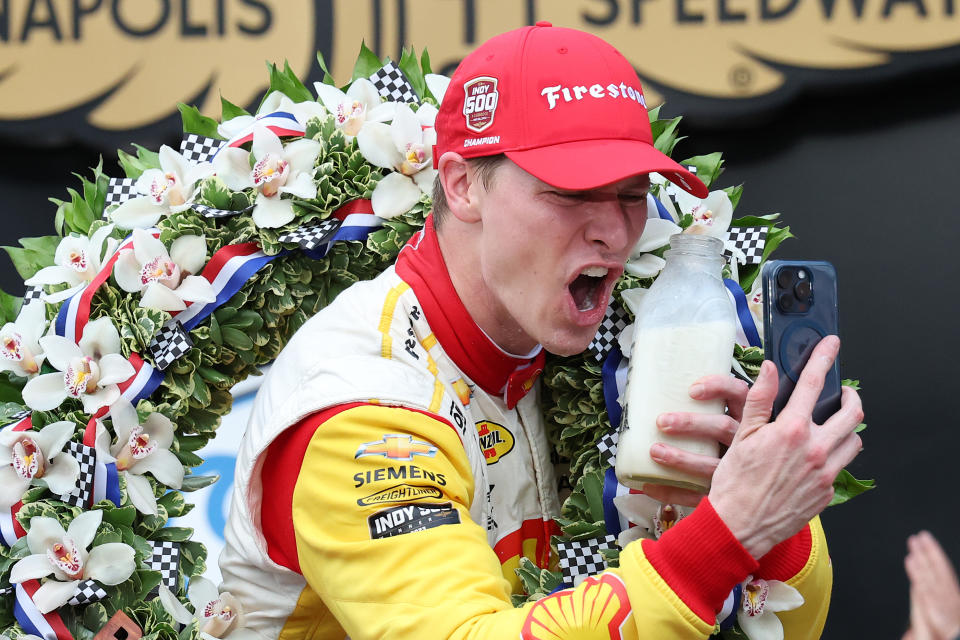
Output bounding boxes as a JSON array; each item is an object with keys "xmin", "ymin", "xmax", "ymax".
[
  {"xmin": 613, "ymin": 493, "xmax": 690, "ymax": 548},
  {"xmin": 21, "ymin": 317, "xmax": 135, "ymax": 414},
  {"xmin": 0, "ymin": 421, "xmax": 79, "ymax": 508},
  {"xmin": 24, "ymin": 225, "xmax": 117, "ymax": 303},
  {"xmin": 0, "ymin": 301, "xmax": 48, "ymax": 377},
  {"xmin": 113, "ymin": 229, "xmax": 215, "ymax": 312},
  {"xmin": 624, "ymin": 212, "xmax": 683, "ymax": 279},
  {"xmin": 159, "ymin": 577, "xmax": 249, "ymax": 640},
  {"xmin": 357, "ymin": 103, "xmax": 437, "ymax": 220},
  {"xmin": 737, "ymin": 575, "xmax": 804, "ymax": 640},
  {"xmin": 657, "ymin": 187, "xmax": 734, "ymax": 241},
  {"xmin": 425, "ymin": 73, "xmax": 450, "ymax": 104},
  {"xmin": 218, "ymin": 91, "xmax": 327, "ymax": 140},
  {"xmin": 94, "ymin": 398, "xmax": 183, "ymax": 515},
  {"xmin": 313, "ymin": 78, "xmax": 397, "ymax": 138},
  {"xmin": 9, "ymin": 511, "xmax": 136, "ymax": 613},
  {"xmin": 111, "ymin": 146, "xmax": 215, "ymax": 230},
  {"xmin": 212, "ymin": 127, "xmax": 322, "ymax": 229}
]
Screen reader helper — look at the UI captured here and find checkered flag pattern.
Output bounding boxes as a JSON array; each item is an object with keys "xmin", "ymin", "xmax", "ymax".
[
  {"xmin": 180, "ymin": 134, "xmax": 224, "ymax": 164},
  {"xmin": 23, "ymin": 285, "xmax": 44, "ymax": 304},
  {"xmin": 148, "ymin": 321, "xmax": 193, "ymax": 371},
  {"xmin": 67, "ymin": 579, "xmax": 108, "ymax": 606},
  {"xmin": 726, "ymin": 227, "xmax": 767, "ymax": 265},
  {"xmin": 104, "ymin": 177, "xmax": 138, "ymax": 210},
  {"xmin": 369, "ymin": 61, "xmax": 420, "ymax": 104},
  {"xmin": 60, "ymin": 440, "xmax": 96, "ymax": 508},
  {"xmin": 190, "ymin": 203, "xmax": 254, "ymax": 219},
  {"xmin": 557, "ymin": 535, "xmax": 619, "ymax": 586},
  {"xmin": 587, "ymin": 300, "xmax": 631, "ymax": 361},
  {"xmin": 147, "ymin": 540, "xmax": 181, "ymax": 594},
  {"xmin": 7, "ymin": 409, "xmax": 31, "ymax": 422},
  {"xmin": 597, "ymin": 429, "xmax": 619, "ymax": 467},
  {"xmin": 277, "ymin": 219, "xmax": 341, "ymax": 252}
]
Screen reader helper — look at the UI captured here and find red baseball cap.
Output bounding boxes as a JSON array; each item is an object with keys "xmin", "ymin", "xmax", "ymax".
[{"xmin": 433, "ymin": 22, "xmax": 708, "ymax": 197}]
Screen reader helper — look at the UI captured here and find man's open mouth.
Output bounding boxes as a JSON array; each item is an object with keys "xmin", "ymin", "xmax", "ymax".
[{"xmin": 569, "ymin": 266, "xmax": 610, "ymax": 312}]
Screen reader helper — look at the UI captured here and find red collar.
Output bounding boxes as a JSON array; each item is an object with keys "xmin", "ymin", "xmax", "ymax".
[{"xmin": 395, "ymin": 218, "xmax": 544, "ymax": 409}]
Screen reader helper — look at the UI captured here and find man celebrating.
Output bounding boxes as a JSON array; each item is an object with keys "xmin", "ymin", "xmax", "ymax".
[{"xmin": 219, "ymin": 23, "xmax": 863, "ymax": 639}]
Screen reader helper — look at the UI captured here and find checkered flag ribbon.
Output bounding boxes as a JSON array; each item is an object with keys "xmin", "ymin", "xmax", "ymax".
[
  {"xmin": 60, "ymin": 440, "xmax": 96, "ymax": 508},
  {"xmin": 6, "ymin": 409, "xmax": 31, "ymax": 423},
  {"xmin": 147, "ymin": 540, "xmax": 181, "ymax": 594},
  {"xmin": 726, "ymin": 227, "xmax": 767, "ymax": 265},
  {"xmin": 369, "ymin": 61, "xmax": 420, "ymax": 104},
  {"xmin": 180, "ymin": 134, "xmax": 224, "ymax": 164},
  {"xmin": 277, "ymin": 219, "xmax": 341, "ymax": 252},
  {"xmin": 557, "ymin": 535, "xmax": 618, "ymax": 586},
  {"xmin": 23, "ymin": 285, "xmax": 44, "ymax": 304},
  {"xmin": 104, "ymin": 177, "xmax": 138, "ymax": 210},
  {"xmin": 587, "ymin": 299, "xmax": 631, "ymax": 361},
  {"xmin": 190, "ymin": 203, "xmax": 254, "ymax": 219},
  {"xmin": 67, "ymin": 579, "xmax": 108, "ymax": 606},
  {"xmin": 597, "ymin": 429, "xmax": 619, "ymax": 467},
  {"xmin": 148, "ymin": 321, "xmax": 193, "ymax": 371}
]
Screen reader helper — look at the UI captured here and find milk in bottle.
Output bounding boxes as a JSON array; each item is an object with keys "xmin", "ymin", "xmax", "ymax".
[{"xmin": 615, "ymin": 234, "xmax": 736, "ymax": 492}]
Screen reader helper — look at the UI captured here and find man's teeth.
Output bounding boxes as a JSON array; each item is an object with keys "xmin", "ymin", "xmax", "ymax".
[{"xmin": 581, "ymin": 266, "xmax": 608, "ymax": 278}]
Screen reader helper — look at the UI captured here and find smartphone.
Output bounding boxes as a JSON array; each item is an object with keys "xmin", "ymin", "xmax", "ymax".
[{"xmin": 761, "ymin": 260, "xmax": 842, "ymax": 423}]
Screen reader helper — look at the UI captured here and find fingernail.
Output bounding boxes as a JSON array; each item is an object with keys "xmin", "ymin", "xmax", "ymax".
[
  {"xmin": 650, "ymin": 443, "xmax": 667, "ymax": 460},
  {"xmin": 689, "ymin": 383, "xmax": 705, "ymax": 398},
  {"xmin": 657, "ymin": 414, "xmax": 674, "ymax": 429}
]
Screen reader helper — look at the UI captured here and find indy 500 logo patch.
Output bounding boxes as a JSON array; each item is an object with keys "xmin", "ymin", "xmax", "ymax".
[{"xmin": 462, "ymin": 76, "xmax": 499, "ymax": 133}]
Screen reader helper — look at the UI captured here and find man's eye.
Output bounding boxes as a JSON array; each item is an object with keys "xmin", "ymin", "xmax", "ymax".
[{"xmin": 619, "ymin": 194, "xmax": 648, "ymax": 206}]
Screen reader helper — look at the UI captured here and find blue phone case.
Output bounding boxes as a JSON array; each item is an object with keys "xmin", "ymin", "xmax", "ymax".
[{"xmin": 761, "ymin": 260, "xmax": 842, "ymax": 423}]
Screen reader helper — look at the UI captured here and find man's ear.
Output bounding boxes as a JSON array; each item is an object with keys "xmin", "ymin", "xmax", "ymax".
[{"xmin": 438, "ymin": 152, "xmax": 482, "ymax": 223}]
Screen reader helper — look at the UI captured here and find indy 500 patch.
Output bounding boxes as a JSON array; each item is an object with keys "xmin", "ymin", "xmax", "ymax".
[{"xmin": 368, "ymin": 502, "xmax": 460, "ymax": 539}]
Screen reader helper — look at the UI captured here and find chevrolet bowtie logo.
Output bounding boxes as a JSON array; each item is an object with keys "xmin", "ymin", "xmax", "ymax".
[{"xmin": 355, "ymin": 434, "xmax": 438, "ymax": 461}]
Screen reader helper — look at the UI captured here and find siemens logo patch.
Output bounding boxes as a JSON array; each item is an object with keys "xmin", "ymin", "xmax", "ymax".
[
  {"xmin": 353, "ymin": 465, "xmax": 447, "ymax": 488},
  {"xmin": 368, "ymin": 502, "xmax": 461, "ymax": 539}
]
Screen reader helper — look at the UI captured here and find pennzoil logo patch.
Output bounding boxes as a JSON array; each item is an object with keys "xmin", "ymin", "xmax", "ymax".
[
  {"xmin": 357, "ymin": 484, "xmax": 443, "ymax": 506},
  {"xmin": 368, "ymin": 502, "xmax": 461, "ymax": 539},
  {"xmin": 462, "ymin": 76, "xmax": 499, "ymax": 133},
  {"xmin": 476, "ymin": 421, "xmax": 514, "ymax": 465}
]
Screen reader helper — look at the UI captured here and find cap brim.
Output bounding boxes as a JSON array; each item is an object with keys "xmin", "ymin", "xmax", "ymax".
[{"xmin": 506, "ymin": 139, "xmax": 708, "ymax": 198}]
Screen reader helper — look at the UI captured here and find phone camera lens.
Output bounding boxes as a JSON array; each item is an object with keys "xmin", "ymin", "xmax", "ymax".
[
  {"xmin": 778, "ymin": 292, "xmax": 795, "ymax": 311},
  {"xmin": 777, "ymin": 268, "xmax": 796, "ymax": 289},
  {"xmin": 795, "ymin": 280, "xmax": 812, "ymax": 302}
]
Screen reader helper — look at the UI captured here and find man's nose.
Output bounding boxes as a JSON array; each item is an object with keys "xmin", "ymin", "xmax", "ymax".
[{"xmin": 584, "ymin": 198, "xmax": 639, "ymax": 255}]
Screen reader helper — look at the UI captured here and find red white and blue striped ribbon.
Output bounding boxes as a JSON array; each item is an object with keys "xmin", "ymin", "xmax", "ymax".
[
  {"xmin": 724, "ymin": 278, "xmax": 762, "ymax": 348},
  {"xmin": 222, "ymin": 111, "xmax": 306, "ymax": 151},
  {"xmin": 15, "ymin": 581, "xmax": 73, "ymax": 640},
  {"xmin": 303, "ymin": 199, "xmax": 382, "ymax": 260}
]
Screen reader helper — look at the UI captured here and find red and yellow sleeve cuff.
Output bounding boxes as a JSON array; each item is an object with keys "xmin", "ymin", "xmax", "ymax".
[{"xmin": 640, "ymin": 497, "xmax": 759, "ymax": 623}]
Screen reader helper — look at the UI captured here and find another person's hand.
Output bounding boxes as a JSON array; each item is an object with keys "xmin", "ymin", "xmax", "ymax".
[
  {"xmin": 903, "ymin": 531, "xmax": 960, "ymax": 640},
  {"xmin": 707, "ymin": 335, "xmax": 863, "ymax": 558},
  {"xmin": 641, "ymin": 374, "xmax": 749, "ymax": 507}
]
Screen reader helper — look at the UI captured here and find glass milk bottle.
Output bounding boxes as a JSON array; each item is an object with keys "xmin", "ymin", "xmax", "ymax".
[{"xmin": 615, "ymin": 234, "xmax": 736, "ymax": 492}]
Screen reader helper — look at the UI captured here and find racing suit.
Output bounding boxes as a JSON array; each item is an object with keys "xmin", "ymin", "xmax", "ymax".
[{"xmin": 219, "ymin": 218, "xmax": 832, "ymax": 639}]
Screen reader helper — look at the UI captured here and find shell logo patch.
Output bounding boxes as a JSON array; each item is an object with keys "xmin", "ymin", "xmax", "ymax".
[
  {"xmin": 476, "ymin": 420, "xmax": 514, "ymax": 465},
  {"xmin": 462, "ymin": 76, "xmax": 499, "ymax": 133},
  {"xmin": 521, "ymin": 573, "xmax": 632, "ymax": 639}
]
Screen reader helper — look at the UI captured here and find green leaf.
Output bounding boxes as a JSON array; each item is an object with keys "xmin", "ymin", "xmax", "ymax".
[
  {"xmin": 582, "ymin": 470, "xmax": 605, "ymax": 523},
  {"xmin": 2, "ymin": 235, "xmax": 60, "ymax": 280},
  {"xmin": 180, "ymin": 473, "xmax": 220, "ymax": 492},
  {"xmin": 177, "ymin": 103, "xmax": 221, "ymax": 138},
  {"xmin": 420, "ymin": 48, "xmax": 433, "ymax": 76},
  {"xmin": 267, "ymin": 60, "xmax": 314, "ymax": 103},
  {"xmin": 221, "ymin": 95, "xmax": 250, "ymax": 121},
  {"xmin": 222, "ymin": 327, "xmax": 254, "ymax": 351},
  {"xmin": 651, "ymin": 117, "xmax": 682, "ymax": 156},
  {"xmin": 102, "ymin": 505, "xmax": 137, "ymax": 528},
  {"xmin": 351, "ymin": 41, "xmax": 384, "ymax": 82},
  {"xmin": 829, "ymin": 468, "xmax": 875, "ymax": 506},
  {"xmin": 117, "ymin": 144, "xmax": 162, "ymax": 179},
  {"xmin": 0, "ymin": 289, "xmax": 22, "ymax": 324},
  {"xmin": 151, "ymin": 526, "xmax": 194, "ymax": 543},
  {"xmin": 398, "ymin": 47, "xmax": 427, "ymax": 101},
  {"xmin": 680, "ymin": 152, "xmax": 724, "ymax": 188},
  {"xmin": 731, "ymin": 213, "xmax": 782, "ymax": 227},
  {"xmin": 316, "ymin": 51, "xmax": 336, "ymax": 86}
]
